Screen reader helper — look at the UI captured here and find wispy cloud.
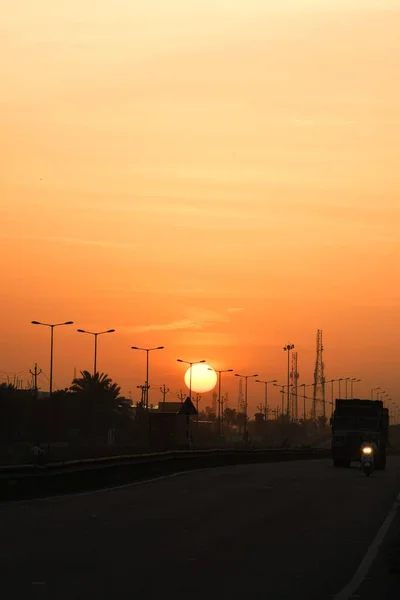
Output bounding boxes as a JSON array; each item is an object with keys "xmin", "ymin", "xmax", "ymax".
[
  {"xmin": 292, "ymin": 117, "xmax": 358, "ymax": 128},
  {"xmin": 127, "ymin": 308, "xmax": 238, "ymax": 333},
  {"xmin": 0, "ymin": 234, "xmax": 137, "ymax": 249}
]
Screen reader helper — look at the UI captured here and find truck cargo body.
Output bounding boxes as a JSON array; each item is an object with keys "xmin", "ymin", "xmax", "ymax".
[{"xmin": 330, "ymin": 399, "xmax": 388, "ymax": 468}]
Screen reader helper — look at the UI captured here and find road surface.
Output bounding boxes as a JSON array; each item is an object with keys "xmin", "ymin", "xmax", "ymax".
[{"xmin": 1, "ymin": 458, "xmax": 400, "ymax": 599}]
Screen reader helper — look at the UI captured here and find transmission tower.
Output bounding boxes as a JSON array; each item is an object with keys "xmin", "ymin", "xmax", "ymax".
[
  {"xmin": 290, "ymin": 352, "xmax": 299, "ymax": 420},
  {"xmin": 313, "ymin": 329, "xmax": 326, "ymax": 420}
]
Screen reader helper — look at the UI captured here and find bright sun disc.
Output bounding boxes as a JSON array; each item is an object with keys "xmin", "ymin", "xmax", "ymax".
[{"xmin": 184, "ymin": 363, "xmax": 217, "ymax": 394}]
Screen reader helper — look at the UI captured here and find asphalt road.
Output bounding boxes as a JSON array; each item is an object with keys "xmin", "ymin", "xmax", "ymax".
[{"xmin": 1, "ymin": 458, "xmax": 400, "ymax": 600}]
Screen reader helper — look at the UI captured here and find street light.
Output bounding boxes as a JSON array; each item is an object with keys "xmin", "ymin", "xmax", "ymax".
[
  {"xmin": 371, "ymin": 387, "xmax": 380, "ymax": 400},
  {"xmin": 380, "ymin": 393, "xmax": 390, "ymax": 407},
  {"xmin": 31, "ymin": 320, "xmax": 74, "ymax": 395},
  {"xmin": 350, "ymin": 378, "xmax": 361, "ymax": 399},
  {"xmin": 132, "ymin": 346, "xmax": 164, "ymax": 409},
  {"xmin": 235, "ymin": 373, "xmax": 258, "ymax": 442},
  {"xmin": 255, "ymin": 379, "xmax": 277, "ymax": 436},
  {"xmin": 343, "ymin": 378, "xmax": 352, "ymax": 400},
  {"xmin": 77, "ymin": 328, "xmax": 115, "ymax": 375},
  {"xmin": 326, "ymin": 380, "xmax": 338, "ymax": 417},
  {"xmin": 338, "ymin": 378, "xmax": 344, "ymax": 399},
  {"xmin": 300, "ymin": 383, "xmax": 314, "ymax": 420},
  {"xmin": 283, "ymin": 344, "xmax": 295, "ymax": 416},
  {"xmin": 274, "ymin": 383, "xmax": 292, "ymax": 422},
  {"xmin": 209, "ymin": 368, "xmax": 233, "ymax": 435},
  {"xmin": 177, "ymin": 359, "xmax": 206, "ymax": 402}
]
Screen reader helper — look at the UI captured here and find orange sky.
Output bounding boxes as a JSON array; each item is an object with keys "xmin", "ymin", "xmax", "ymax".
[{"xmin": 1, "ymin": 1, "xmax": 399, "ymax": 414}]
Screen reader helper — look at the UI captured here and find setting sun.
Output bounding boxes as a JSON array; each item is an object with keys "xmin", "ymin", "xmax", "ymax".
[{"xmin": 184, "ymin": 364, "xmax": 217, "ymax": 394}]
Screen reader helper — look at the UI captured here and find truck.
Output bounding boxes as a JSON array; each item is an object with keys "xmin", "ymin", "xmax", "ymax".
[{"xmin": 330, "ymin": 399, "xmax": 388, "ymax": 469}]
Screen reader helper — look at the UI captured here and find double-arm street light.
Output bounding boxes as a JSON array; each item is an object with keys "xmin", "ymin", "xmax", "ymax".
[
  {"xmin": 209, "ymin": 368, "xmax": 233, "ymax": 435},
  {"xmin": 283, "ymin": 344, "xmax": 295, "ymax": 416},
  {"xmin": 300, "ymin": 383, "xmax": 314, "ymax": 420},
  {"xmin": 255, "ymin": 379, "xmax": 277, "ymax": 433},
  {"xmin": 337, "ymin": 378, "xmax": 344, "ymax": 399},
  {"xmin": 343, "ymin": 378, "xmax": 352, "ymax": 399},
  {"xmin": 177, "ymin": 359, "xmax": 206, "ymax": 402},
  {"xmin": 350, "ymin": 378, "xmax": 361, "ymax": 399},
  {"xmin": 132, "ymin": 346, "xmax": 164, "ymax": 409},
  {"xmin": 379, "ymin": 392, "xmax": 389, "ymax": 406},
  {"xmin": 31, "ymin": 320, "xmax": 74, "ymax": 395},
  {"xmin": 325, "ymin": 380, "xmax": 339, "ymax": 417},
  {"xmin": 235, "ymin": 373, "xmax": 258, "ymax": 441},
  {"xmin": 371, "ymin": 387, "xmax": 380, "ymax": 400},
  {"xmin": 77, "ymin": 328, "xmax": 115, "ymax": 375}
]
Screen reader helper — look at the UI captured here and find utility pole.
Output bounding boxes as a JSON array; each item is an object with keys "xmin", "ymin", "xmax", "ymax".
[
  {"xmin": 177, "ymin": 389, "xmax": 186, "ymax": 403},
  {"xmin": 29, "ymin": 363, "xmax": 42, "ymax": 394},
  {"xmin": 195, "ymin": 394, "xmax": 201, "ymax": 422},
  {"xmin": 283, "ymin": 344, "xmax": 295, "ymax": 417},
  {"xmin": 137, "ymin": 384, "xmax": 147, "ymax": 406},
  {"xmin": 220, "ymin": 393, "xmax": 228, "ymax": 434},
  {"xmin": 160, "ymin": 384, "xmax": 170, "ymax": 404}
]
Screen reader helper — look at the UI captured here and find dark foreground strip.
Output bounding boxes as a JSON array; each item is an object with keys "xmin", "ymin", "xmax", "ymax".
[{"xmin": 0, "ymin": 448, "xmax": 330, "ymax": 501}]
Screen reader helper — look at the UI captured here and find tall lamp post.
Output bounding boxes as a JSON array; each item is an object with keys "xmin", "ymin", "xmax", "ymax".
[
  {"xmin": 132, "ymin": 346, "xmax": 164, "ymax": 409},
  {"xmin": 77, "ymin": 328, "xmax": 115, "ymax": 375},
  {"xmin": 177, "ymin": 359, "xmax": 206, "ymax": 401},
  {"xmin": 235, "ymin": 373, "xmax": 258, "ymax": 442},
  {"xmin": 283, "ymin": 344, "xmax": 295, "ymax": 417},
  {"xmin": 299, "ymin": 383, "xmax": 314, "ymax": 421},
  {"xmin": 371, "ymin": 387, "xmax": 380, "ymax": 400},
  {"xmin": 350, "ymin": 378, "xmax": 361, "ymax": 399},
  {"xmin": 210, "ymin": 368, "xmax": 233, "ymax": 435},
  {"xmin": 255, "ymin": 379, "xmax": 277, "ymax": 437},
  {"xmin": 344, "ymin": 378, "xmax": 351, "ymax": 400},
  {"xmin": 380, "ymin": 393, "xmax": 390, "ymax": 407},
  {"xmin": 326, "ymin": 380, "xmax": 338, "ymax": 417},
  {"xmin": 31, "ymin": 320, "xmax": 74, "ymax": 395},
  {"xmin": 338, "ymin": 378, "xmax": 344, "ymax": 399}
]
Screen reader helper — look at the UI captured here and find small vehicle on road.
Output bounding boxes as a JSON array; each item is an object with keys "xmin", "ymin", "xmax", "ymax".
[{"xmin": 360, "ymin": 444, "xmax": 375, "ymax": 476}]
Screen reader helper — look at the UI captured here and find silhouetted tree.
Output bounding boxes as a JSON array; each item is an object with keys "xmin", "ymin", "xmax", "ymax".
[
  {"xmin": 70, "ymin": 371, "xmax": 121, "ymax": 441},
  {"xmin": 71, "ymin": 371, "xmax": 120, "ymax": 398},
  {"xmin": 204, "ymin": 406, "xmax": 216, "ymax": 422},
  {"xmin": 223, "ymin": 407, "xmax": 237, "ymax": 427},
  {"xmin": 236, "ymin": 412, "xmax": 247, "ymax": 431}
]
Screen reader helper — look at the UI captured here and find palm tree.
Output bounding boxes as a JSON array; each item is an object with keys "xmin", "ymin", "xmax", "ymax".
[
  {"xmin": 223, "ymin": 407, "xmax": 237, "ymax": 427},
  {"xmin": 70, "ymin": 371, "xmax": 120, "ymax": 399},
  {"xmin": 70, "ymin": 371, "xmax": 121, "ymax": 441}
]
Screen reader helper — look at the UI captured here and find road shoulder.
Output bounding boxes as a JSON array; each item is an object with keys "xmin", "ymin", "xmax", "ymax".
[{"xmin": 354, "ymin": 500, "xmax": 400, "ymax": 599}]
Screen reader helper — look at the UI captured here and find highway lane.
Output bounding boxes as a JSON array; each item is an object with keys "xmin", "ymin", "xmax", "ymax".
[{"xmin": 1, "ymin": 458, "xmax": 400, "ymax": 600}]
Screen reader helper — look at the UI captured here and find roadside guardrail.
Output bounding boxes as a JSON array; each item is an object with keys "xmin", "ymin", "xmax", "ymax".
[{"xmin": 0, "ymin": 447, "xmax": 331, "ymax": 501}]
